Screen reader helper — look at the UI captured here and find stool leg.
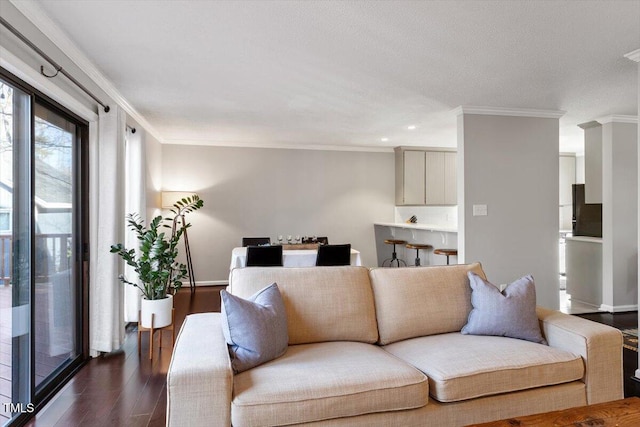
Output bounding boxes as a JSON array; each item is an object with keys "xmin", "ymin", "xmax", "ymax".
[
  {"xmin": 392, "ymin": 244, "xmax": 399, "ymax": 267},
  {"xmin": 415, "ymin": 248, "xmax": 421, "ymax": 266},
  {"xmin": 446, "ymin": 255, "xmax": 450, "ymax": 265},
  {"xmin": 383, "ymin": 243, "xmax": 407, "ymax": 267}
]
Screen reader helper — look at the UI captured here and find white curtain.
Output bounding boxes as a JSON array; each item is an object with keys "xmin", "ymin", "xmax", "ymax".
[
  {"xmin": 89, "ymin": 105, "xmax": 126, "ymax": 356},
  {"xmin": 123, "ymin": 128, "xmax": 146, "ymax": 322}
]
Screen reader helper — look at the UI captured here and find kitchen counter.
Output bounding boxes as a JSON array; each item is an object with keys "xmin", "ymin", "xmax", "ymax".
[
  {"xmin": 374, "ymin": 222, "xmax": 458, "ymax": 233},
  {"xmin": 564, "ymin": 235, "xmax": 602, "ymax": 243},
  {"xmin": 373, "ymin": 223, "xmax": 457, "ymax": 266},
  {"xmin": 565, "ymin": 235, "xmax": 602, "ymax": 309}
]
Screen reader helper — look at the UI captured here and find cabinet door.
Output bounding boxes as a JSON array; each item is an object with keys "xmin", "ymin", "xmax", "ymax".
[
  {"xmin": 444, "ymin": 152, "xmax": 457, "ymax": 205},
  {"xmin": 425, "ymin": 151, "xmax": 445, "ymax": 205},
  {"xmin": 559, "ymin": 155, "xmax": 576, "ymax": 206},
  {"xmin": 403, "ymin": 150, "xmax": 426, "ymax": 204}
]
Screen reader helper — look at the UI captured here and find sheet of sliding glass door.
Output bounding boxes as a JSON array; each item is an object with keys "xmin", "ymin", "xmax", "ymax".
[
  {"xmin": 32, "ymin": 103, "xmax": 79, "ymax": 389},
  {"xmin": 0, "ymin": 78, "xmax": 32, "ymax": 425},
  {"xmin": 0, "ymin": 70, "xmax": 88, "ymax": 427}
]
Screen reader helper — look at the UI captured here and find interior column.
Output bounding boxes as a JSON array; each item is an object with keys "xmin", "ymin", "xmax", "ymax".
[{"xmin": 456, "ymin": 106, "xmax": 563, "ymax": 309}]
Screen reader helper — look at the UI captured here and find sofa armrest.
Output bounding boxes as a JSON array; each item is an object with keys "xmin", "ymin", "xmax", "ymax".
[
  {"xmin": 167, "ymin": 313, "xmax": 233, "ymax": 427},
  {"xmin": 536, "ymin": 307, "xmax": 623, "ymax": 404}
]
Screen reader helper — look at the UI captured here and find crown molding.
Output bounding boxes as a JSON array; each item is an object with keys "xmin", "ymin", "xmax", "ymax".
[
  {"xmin": 164, "ymin": 139, "xmax": 395, "ymax": 153},
  {"xmin": 596, "ymin": 115, "xmax": 638, "ymax": 125},
  {"xmin": 624, "ymin": 48, "xmax": 640, "ymax": 63},
  {"xmin": 8, "ymin": 0, "xmax": 164, "ymax": 142},
  {"xmin": 577, "ymin": 120, "xmax": 601, "ymax": 129},
  {"xmin": 453, "ymin": 106, "xmax": 566, "ymax": 119}
]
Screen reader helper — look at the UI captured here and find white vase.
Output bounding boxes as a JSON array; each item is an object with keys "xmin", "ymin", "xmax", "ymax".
[{"xmin": 140, "ymin": 294, "xmax": 173, "ymax": 329}]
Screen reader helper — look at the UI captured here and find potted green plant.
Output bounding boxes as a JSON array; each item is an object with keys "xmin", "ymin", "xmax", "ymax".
[{"xmin": 111, "ymin": 195, "xmax": 203, "ymax": 328}]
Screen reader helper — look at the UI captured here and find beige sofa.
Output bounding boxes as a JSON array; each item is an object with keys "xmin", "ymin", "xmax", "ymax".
[{"xmin": 166, "ymin": 263, "xmax": 623, "ymax": 426}]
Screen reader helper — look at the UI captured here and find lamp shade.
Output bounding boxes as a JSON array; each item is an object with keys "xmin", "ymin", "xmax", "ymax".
[{"xmin": 161, "ymin": 191, "xmax": 197, "ymax": 209}]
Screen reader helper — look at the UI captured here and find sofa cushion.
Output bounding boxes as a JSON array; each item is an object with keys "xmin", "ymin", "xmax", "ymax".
[
  {"xmin": 383, "ymin": 333, "xmax": 584, "ymax": 403},
  {"xmin": 462, "ymin": 273, "xmax": 547, "ymax": 344},
  {"xmin": 220, "ymin": 283, "xmax": 288, "ymax": 373},
  {"xmin": 231, "ymin": 341, "xmax": 429, "ymax": 426},
  {"xmin": 229, "ymin": 266, "xmax": 378, "ymax": 344},
  {"xmin": 370, "ymin": 263, "xmax": 487, "ymax": 345}
]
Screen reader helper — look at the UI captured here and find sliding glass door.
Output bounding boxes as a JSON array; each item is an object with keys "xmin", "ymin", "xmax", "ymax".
[
  {"xmin": 0, "ymin": 73, "xmax": 32, "ymax": 426},
  {"xmin": 0, "ymin": 69, "xmax": 88, "ymax": 426}
]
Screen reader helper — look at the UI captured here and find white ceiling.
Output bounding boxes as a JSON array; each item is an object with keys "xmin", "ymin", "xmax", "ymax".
[{"xmin": 28, "ymin": 0, "xmax": 640, "ymax": 153}]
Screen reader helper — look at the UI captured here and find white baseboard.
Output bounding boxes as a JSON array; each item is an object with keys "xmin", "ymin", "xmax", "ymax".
[
  {"xmin": 182, "ymin": 280, "xmax": 228, "ymax": 287},
  {"xmin": 598, "ymin": 303, "xmax": 638, "ymax": 313}
]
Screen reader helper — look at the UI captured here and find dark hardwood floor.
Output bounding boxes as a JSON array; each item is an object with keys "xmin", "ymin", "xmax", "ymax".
[
  {"xmin": 19, "ymin": 292, "xmax": 640, "ymax": 426},
  {"xmin": 576, "ymin": 311, "xmax": 640, "ymax": 399},
  {"xmin": 23, "ymin": 286, "xmax": 223, "ymax": 427}
]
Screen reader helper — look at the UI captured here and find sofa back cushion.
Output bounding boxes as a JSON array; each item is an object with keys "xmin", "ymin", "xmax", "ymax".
[
  {"xmin": 229, "ymin": 266, "xmax": 378, "ymax": 345},
  {"xmin": 370, "ymin": 263, "xmax": 486, "ymax": 345}
]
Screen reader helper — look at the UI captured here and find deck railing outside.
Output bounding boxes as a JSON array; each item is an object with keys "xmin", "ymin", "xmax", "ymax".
[{"xmin": 1, "ymin": 233, "xmax": 72, "ymax": 286}]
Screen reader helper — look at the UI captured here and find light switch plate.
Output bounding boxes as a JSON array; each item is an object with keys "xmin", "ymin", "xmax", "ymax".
[{"xmin": 473, "ymin": 204, "xmax": 488, "ymax": 216}]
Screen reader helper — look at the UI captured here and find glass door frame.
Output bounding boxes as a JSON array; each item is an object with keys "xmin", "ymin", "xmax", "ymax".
[{"xmin": 1, "ymin": 67, "xmax": 90, "ymax": 427}]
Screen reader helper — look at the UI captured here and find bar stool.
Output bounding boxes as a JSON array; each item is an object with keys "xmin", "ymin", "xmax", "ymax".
[
  {"xmin": 382, "ymin": 239, "xmax": 407, "ymax": 267},
  {"xmin": 406, "ymin": 243, "xmax": 433, "ymax": 266},
  {"xmin": 434, "ymin": 248, "xmax": 458, "ymax": 265}
]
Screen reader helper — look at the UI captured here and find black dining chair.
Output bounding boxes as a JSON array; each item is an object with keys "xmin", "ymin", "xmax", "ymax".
[
  {"xmin": 315, "ymin": 244, "xmax": 351, "ymax": 266},
  {"xmin": 246, "ymin": 245, "xmax": 283, "ymax": 267},
  {"xmin": 242, "ymin": 237, "xmax": 271, "ymax": 247}
]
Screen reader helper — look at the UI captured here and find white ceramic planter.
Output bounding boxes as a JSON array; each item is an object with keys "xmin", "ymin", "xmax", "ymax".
[{"xmin": 140, "ymin": 294, "xmax": 173, "ymax": 329}]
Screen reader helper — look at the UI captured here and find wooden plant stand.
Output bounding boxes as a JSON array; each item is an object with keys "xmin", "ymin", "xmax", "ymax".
[{"xmin": 137, "ymin": 308, "xmax": 175, "ymax": 360}]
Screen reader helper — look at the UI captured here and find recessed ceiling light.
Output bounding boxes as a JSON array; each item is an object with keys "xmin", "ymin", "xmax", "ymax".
[
  {"xmin": 381, "ymin": 137, "xmax": 389, "ymax": 142},
  {"xmin": 407, "ymin": 125, "xmax": 417, "ymax": 130}
]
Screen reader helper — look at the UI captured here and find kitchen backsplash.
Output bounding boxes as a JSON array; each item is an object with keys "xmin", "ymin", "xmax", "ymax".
[{"xmin": 395, "ymin": 206, "xmax": 457, "ymax": 227}]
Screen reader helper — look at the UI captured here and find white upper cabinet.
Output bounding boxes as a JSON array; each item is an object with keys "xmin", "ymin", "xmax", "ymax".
[
  {"xmin": 559, "ymin": 154, "xmax": 576, "ymax": 231},
  {"xmin": 425, "ymin": 151, "xmax": 445, "ymax": 205},
  {"xmin": 402, "ymin": 150, "xmax": 426, "ymax": 205},
  {"xmin": 559, "ymin": 155, "xmax": 576, "ymax": 207},
  {"xmin": 395, "ymin": 147, "xmax": 457, "ymax": 206},
  {"xmin": 443, "ymin": 151, "xmax": 457, "ymax": 206}
]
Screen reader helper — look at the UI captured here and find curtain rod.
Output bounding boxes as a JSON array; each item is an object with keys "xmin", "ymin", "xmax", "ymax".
[{"xmin": 0, "ymin": 15, "xmax": 110, "ymax": 113}]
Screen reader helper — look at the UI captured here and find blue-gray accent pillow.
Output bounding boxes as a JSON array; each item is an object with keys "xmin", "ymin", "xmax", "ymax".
[
  {"xmin": 461, "ymin": 272, "xmax": 547, "ymax": 344},
  {"xmin": 220, "ymin": 283, "xmax": 288, "ymax": 373}
]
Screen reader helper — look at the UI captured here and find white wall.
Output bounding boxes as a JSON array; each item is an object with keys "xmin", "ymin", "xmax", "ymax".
[
  {"xmin": 584, "ymin": 124, "xmax": 603, "ymax": 204},
  {"xmin": 601, "ymin": 120, "xmax": 638, "ymax": 311},
  {"xmin": 161, "ymin": 145, "xmax": 395, "ymax": 283},
  {"xmin": 458, "ymin": 112, "xmax": 560, "ymax": 309},
  {"xmin": 1, "ymin": 2, "xmax": 109, "ymax": 115},
  {"xmin": 144, "ymin": 132, "xmax": 163, "ymax": 220}
]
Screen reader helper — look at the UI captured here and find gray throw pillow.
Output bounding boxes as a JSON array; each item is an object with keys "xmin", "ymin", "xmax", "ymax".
[
  {"xmin": 220, "ymin": 283, "xmax": 288, "ymax": 373},
  {"xmin": 461, "ymin": 272, "xmax": 547, "ymax": 344}
]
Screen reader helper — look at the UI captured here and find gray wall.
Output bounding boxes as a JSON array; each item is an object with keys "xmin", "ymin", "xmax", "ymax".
[
  {"xmin": 161, "ymin": 145, "xmax": 395, "ymax": 283},
  {"xmin": 458, "ymin": 113, "xmax": 560, "ymax": 309},
  {"xmin": 602, "ymin": 120, "xmax": 638, "ymax": 311}
]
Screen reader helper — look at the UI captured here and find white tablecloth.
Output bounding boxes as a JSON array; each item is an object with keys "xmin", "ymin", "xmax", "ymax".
[{"xmin": 230, "ymin": 247, "xmax": 362, "ymax": 269}]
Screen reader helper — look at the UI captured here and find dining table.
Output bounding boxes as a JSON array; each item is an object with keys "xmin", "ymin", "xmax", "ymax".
[{"xmin": 230, "ymin": 245, "xmax": 362, "ymax": 269}]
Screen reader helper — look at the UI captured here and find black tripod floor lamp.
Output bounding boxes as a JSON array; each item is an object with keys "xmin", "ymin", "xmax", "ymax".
[{"xmin": 161, "ymin": 191, "xmax": 204, "ymax": 293}]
